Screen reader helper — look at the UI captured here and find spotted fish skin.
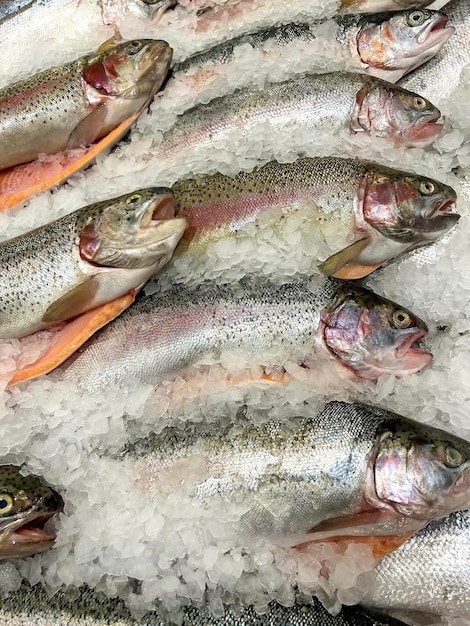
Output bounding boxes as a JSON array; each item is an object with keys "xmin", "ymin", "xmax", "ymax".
[{"xmin": 0, "ymin": 583, "xmax": 406, "ymax": 625}]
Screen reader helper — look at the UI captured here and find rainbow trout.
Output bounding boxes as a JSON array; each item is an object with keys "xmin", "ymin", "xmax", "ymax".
[
  {"xmin": 60, "ymin": 278, "xmax": 432, "ymax": 390},
  {"xmin": 0, "ymin": 465, "xmax": 62, "ymax": 559},
  {"xmin": 150, "ymin": 73, "xmax": 442, "ymax": 174},
  {"xmin": 0, "ymin": 583, "xmax": 407, "ymax": 625},
  {"xmin": 0, "ymin": 39, "xmax": 172, "ymax": 212},
  {"xmin": 171, "ymin": 157, "xmax": 458, "ymax": 279},
  {"xmin": 125, "ymin": 401, "xmax": 470, "ymax": 551}
]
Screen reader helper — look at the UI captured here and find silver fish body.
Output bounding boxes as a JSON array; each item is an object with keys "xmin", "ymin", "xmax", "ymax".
[
  {"xmin": 61, "ymin": 277, "xmax": 431, "ymax": 389},
  {"xmin": 0, "ymin": 39, "xmax": 172, "ymax": 171},
  {"xmin": 172, "ymin": 157, "xmax": 458, "ymax": 279},
  {"xmin": 0, "ymin": 189, "xmax": 187, "ymax": 339},
  {"xmin": 125, "ymin": 401, "xmax": 470, "ymax": 548},
  {"xmin": 153, "ymin": 73, "xmax": 442, "ymax": 170},
  {"xmin": 0, "ymin": 583, "xmax": 406, "ymax": 626},
  {"xmin": 399, "ymin": 0, "xmax": 469, "ymax": 103},
  {"xmin": 363, "ymin": 509, "xmax": 470, "ymax": 618},
  {"xmin": 171, "ymin": 10, "xmax": 453, "ymax": 89}
]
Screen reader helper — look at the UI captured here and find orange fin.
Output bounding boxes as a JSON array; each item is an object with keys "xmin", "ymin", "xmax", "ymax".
[
  {"xmin": 7, "ymin": 292, "xmax": 136, "ymax": 386},
  {"xmin": 312, "ymin": 532, "xmax": 416, "ymax": 559},
  {"xmin": 0, "ymin": 111, "xmax": 141, "ymax": 213},
  {"xmin": 331, "ymin": 262, "xmax": 383, "ymax": 280},
  {"xmin": 227, "ymin": 370, "xmax": 289, "ymax": 386}
]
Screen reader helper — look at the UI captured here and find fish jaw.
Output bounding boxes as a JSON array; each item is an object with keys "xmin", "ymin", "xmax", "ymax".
[
  {"xmin": 356, "ymin": 11, "xmax": 454, "ymax": 82},
  {"xmin": 0, "ymin": 512, "xmax": 58, "ymax": 559}
]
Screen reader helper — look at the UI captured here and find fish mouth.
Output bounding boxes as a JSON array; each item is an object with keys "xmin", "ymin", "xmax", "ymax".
[
  {"xmin": 394, "ymin": 329, "xmax": 432, "ymax": 374},
  {"xmin": 139, "ymin": 191, "xmax": 176, "ymax": 228},
  {"xmin": 417, "ymin": 14, "xmax": 454, "ymax": 47},
  {"xmin": 405, "ymin": 117, "xmax": 443, "ymax": 146},
  {"xmin": 0, "ymin": 511, "xmax": 60, "ymax": 558}
]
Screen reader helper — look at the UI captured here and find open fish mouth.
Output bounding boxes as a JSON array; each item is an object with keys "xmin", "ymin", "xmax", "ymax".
[
  {"xmin": 395, "ymin": 329, "xmax": 430, "ymax": 360},
  {"xmin": 417, "ymin": 14, "xmax": 454, "ymax": 47},
  {"xmin": 8, "ymin": 512, "xmax": 57, "ymax": 544},
  {"xmin": 139, "ymin": 193, "xmax": 176, "ymax": 228}
]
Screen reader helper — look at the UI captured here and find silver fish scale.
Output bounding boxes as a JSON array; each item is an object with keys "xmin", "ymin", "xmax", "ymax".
[
  {"xmin": 0, "ymin": 583, "xmax": 405, "ymax": 625},
  {"xmin": 0, "ymin": 205, "xmax": 99, "ymax": 338},
  {"xmin": 399, "ymin": 0, "xmax": 469, "ymax": 101},
  {"xmin": 125, "ymin": 402, "xmax": 386, "ymax": 545},
  {"xmin": 0, "ymin": 58, "xmax": 91, "ymax": 169},
  {"xmin": 364, "ymin": 509, "xmax": 470, "ymax": 616},
  {"xmin": 61, "ymin": 278, "xmax": 342, "ymax": 389},
  {"xmin": 158, "ymin": 74, "xmax": 365, "ymax": 159}
]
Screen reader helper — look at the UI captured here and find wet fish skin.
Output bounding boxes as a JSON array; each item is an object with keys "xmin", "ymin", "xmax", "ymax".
[
  {"xmin": 172, "ymin": 10, "xmax": 453, "ymax": 87},
  {"xmin": 0, "ymin": 583, "xmax": 406, "ymax": 625},
  {"xmin": 399, "ymin": 0, "xmax": 470, "ymax": 103},
  {"xmin": 172, "ymin": 157, "xmax": 458, "ymax": 277},
  {"xmin": 0, "ymin": 189, "xmax": 187, "ymax": 339},
  {"xmin": 0, "ymin": 465, "xmax": 63, "ymax": 559},
  {"xmin": 61, "ymin": 277, "xmax": 431, "ymax": 389},
  {"xmin": 363, "ymin": 509, "xmax": 470, "ymax": 618},
  {"xmin": 154, "ymin": 73, "xmax": 442, "ymax": 164},
  {"xmin": 127, "ymin": 401, "xmax": 470, "ymax": 548},
  {"xmin": 0, "ymin": 38, "xmax": 172, "ymax": 170}
]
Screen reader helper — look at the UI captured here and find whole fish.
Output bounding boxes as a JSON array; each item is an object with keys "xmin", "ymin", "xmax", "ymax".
[
  {"xmin": 167, "ymin": 9, "xmax": 453, "ymax": 100},
  {"xmin": 363, "ymin": 509, "xmax": 470, "ymax": 619},
  {"xmin": 59, "ymin": 277, "xmax": 432, "ymax": 390},
  {"xmin": 172, "ymin": 157, "xmax": 459, "ymax": 280},
  {"xmin": 2, "ymin": 189, "xmax": 187, "ymax": 386},
  {"xmin": 0, "ymin": 465, "xmax": 62, "ymax": 559},
  {"xmin": 125, "ymin": 401, "xmax": 470, "ymax": 553},
  {"xmin": 0, "ymin": 0, "xmax": 172, "ymax": 79},
  {"xmin": 150, "ymin": 73, "xmax": 442, "ymax": 173},
  {"xmin": 0, "ymin": 39, "xmax": 172, "ymax": 212},
  {"xmin": 0, "ymin": 583, "xmax": 407, "ymax": 625},
  {"xmin": 399, "ymin": 0, "xmax": 470, "ymax": 103}
]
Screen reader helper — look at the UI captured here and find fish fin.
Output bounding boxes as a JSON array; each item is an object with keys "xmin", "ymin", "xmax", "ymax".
[
  {"xmin": 227, "ymin": 370, "xmax": 289, "ymax": 386},
  {"xmin": 313, "ymin": 532, "xmax": 416, "ymax": 559},
  {"xmin": 307, "ymin": 511, "xmax": 386, "ymax": 535},
  {"xmin": 97, "ymin": 36, "xmax": 119, "ymax": 52},
  {"xmin": 331, "ymin": 262, "xmax": 382, "ymax": 280},
  {"xmin": 0, "ymin": 111, "xmax": 141, "ymax": 212},
  {"xmin": 67, "ymin": 107, "xmax": 108, "ymax": 150},
  {"xmin": 7, "ymin": 292, "xmax": 135, "ymax": 386},
  {"xmin": 42, "ymin": 280, "xmax": 100, "ymax": 324},
  {"xmin": 318, "ymin": 237, "xmax": 372, "ymax": 277}
]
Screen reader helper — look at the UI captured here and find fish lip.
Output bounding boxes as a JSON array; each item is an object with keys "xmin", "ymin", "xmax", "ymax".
[
  {"xmin": 417, "ymin": 14, "xmax": 454, "ymax": 46},
  {"xmin": 395, "ymin": 329, "xmax": 430, "ymax": 360},
  {"xmin": 139, "ymin": 192, "xmax": 176, "ymax": 228},
  {"xmin": 3, "ymin": 511, "xmax": 59, "ymax": 546}
]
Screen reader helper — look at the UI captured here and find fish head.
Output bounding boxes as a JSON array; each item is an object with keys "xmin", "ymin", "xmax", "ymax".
[
  {"xmin": 80, "ymin": 188, "xmax": 187, "ymax": 272},
  {"xmin": 364, "ymin": 167, "xmax": 459, "ymax": 247},
  {"xmin": 353, "ymin": 78, "xmax": 442, "ymax": 147},
  {"xmin": 322, "ymin": 280, "xmax": 431, "ymax": 379},
  {"xmin": 0, "ymin": 466, "xmax": 63, "ymax": 559},
  {"xmin": 83, "ymin": 39, "xmax": 173, "ymax": 103},
  {"xmin": 356, "ymin": 10, "xmax": 454, "ymax": 79},
  {"xmin": 372, "ymin": 417, "xmax": 470, "ymax": 520}
]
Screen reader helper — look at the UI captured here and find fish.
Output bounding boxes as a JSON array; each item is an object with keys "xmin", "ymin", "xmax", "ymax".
[
  {"xmin": 399, "ymin": 0, "xmax": 470, "ymax": 103},
  {"xmin": 171, "ymin": 157, "xmax": 459, "ymax": 280},
  {"xmin": 0, "ymin": 0, "xmax": 172, "ymax": 79},
  {"xmin": 150, "ymin": 73, "xmax": 442, "ymax": 174},
  {"xmin": 363, "ymin": 509, "xmax": 470, "ymax": 620},
  {"xmin": 0, "ymin": 38, "xmax": 173, "ymax": 212},
  {"xmin": 168, "ymin": 9, "xmax": 453, "ymax": 97},
  {"xmin": 57, "ymin": 277, "xmax": 432, "ymax": 390},
  {"xmin": 0, "ymin": 465, "xmax": 63, "ymax": 559},
  {"xmin": 0, "ymin": 583, "xmax": 408, "ymax": 625},
  {"xmin": 125, "ymin": 401, "xmax": 470, "ymax": 554},
  {"xmin": 2, "ymin": 189, "xmax": 187, "ymax": 386}
]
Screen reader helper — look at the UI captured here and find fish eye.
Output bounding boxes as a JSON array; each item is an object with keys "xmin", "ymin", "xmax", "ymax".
[
  {"xmin": 392, "ymin": 310, "xmax": 412, "ymax": 328},
  {"xmin": 126, "ymin": 193, "xmax": 143, "ymax": 206},
  {"xmin": 444, "ymin": 446, "xmax": 463, "ymax": 468},
  {"xmin": 0, "ymin": 493, "xmax": 14, "ymax": 515},
  {"xmin": 419, "ymin": 181, "xmax": 435, "ymax": 195},
  {"xmin": 126, "ymin": 41, "xmax": 144, "ymax": 55},
  {"xmin": 413, "ymin": 97, "xmax": 428, "ymax": 110},
  {"xmin": 406, "ymin": 10, "xmax": 426, "ymax": 26}
]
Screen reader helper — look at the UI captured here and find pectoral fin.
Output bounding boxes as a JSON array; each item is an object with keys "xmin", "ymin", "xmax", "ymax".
[
  {"xmin": 7, "ymin": 292, "xmax": 135, "ymax": 386},
  {"xmin": 0, "ymin": 111, "xmax": 142, "ymax": 213},
  {"xmin": 318, "ymin": 238, "xmax": 374, "ymax": 278},
  {"xmin": 42, "ymin": 280, "xmax": 99, "ymax": 324},
  {"xmin": 66, "ymin": 107, "xmax": 108, "ymax": 150}
]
